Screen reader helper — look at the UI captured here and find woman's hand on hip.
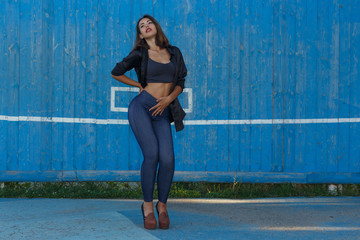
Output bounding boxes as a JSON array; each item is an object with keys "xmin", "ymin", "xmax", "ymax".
[
  {"xmin": 149, "ymin": 96, "xmax": 172, "ymax": 116},
  {"xmin": 138, "ymin": 86, "xmax": 144, "ymax": 95}
]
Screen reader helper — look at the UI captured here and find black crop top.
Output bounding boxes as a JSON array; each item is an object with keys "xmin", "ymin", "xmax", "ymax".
[{"xmin": 146, "ymin": 57, "xmax": 175, "ymax": 83}]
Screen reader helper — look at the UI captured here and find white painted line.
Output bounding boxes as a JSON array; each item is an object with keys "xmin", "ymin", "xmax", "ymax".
[
  {"xmin": 110, "ymin": 87, "xmax": 193, "ymax": 113},
  {"xmin": 183, "ymin": 88, "xmax": 193, "ymax": 113},
  {"xmin": 259, "ymin": 226, "xmax": 360, "ymax": 231},
  {"xmin": 1, "ymin": 115, "xmax": 360, "ymax": 125},
  {"xmin": 110, "ymin": 87, "xmax": 139, "ymax": 112},
  {"xmin": 0, "ymin": 115, "xmax": 129, "ymax": 124},
  {"xmin": 185, "ymin": 118, "xmax": 360, "ymax": 125}
]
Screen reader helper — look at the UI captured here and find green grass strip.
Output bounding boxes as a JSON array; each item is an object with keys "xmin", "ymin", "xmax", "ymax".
[{"xmin": 0, "ymin": 182, "xmax": 359, "ymax": 199}]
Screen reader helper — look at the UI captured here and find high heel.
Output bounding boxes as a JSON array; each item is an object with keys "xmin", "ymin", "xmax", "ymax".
[
  {"xmin": 141, "ymin": 203, "xmax": 157, "ymax": 230},
  {"xmin": 156, "ymin": 201, "xmax": 170, "ymax": 229}
]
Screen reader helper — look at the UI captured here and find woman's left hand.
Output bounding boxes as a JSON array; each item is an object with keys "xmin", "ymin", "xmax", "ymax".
[{"xmin": 149, "ymin": 96, "xmax": 172, "ymax": 117}]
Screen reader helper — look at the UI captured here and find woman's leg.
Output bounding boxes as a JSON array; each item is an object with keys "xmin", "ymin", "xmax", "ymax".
[
  {"xmin": 128, "ymin": 95, "xmax": 159, "ymax": 203},
  {"xmin": 152, "ymin": 108, "xmax": 175, "ymax": 204}
]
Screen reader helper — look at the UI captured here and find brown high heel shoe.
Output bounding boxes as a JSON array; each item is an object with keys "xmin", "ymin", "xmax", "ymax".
[
  {"xmin": 141, "ymin": 203, "xmax": 157, "ymax": 230},
  {"xmin": 156, "ymin": 201, "xmax": 170, "ymax": 229}
]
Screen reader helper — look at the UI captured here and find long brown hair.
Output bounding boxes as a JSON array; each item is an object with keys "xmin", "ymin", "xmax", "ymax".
[{"xmin": 132, "ymin": 14, "xmax": 170, "ymax": 51}]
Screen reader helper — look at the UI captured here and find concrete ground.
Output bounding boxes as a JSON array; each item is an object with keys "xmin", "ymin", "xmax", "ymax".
[{"xmin": 0, "ymin": 197, "xmax": 359, "ymax": 240}]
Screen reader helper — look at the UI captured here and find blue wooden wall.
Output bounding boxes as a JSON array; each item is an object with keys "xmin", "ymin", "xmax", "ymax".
[{"xmin": 1, "ymin": 0, "xmax": 359, "ymax": 183}]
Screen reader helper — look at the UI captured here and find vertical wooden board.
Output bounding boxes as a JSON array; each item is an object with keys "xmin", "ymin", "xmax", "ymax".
[
  {"xmin": 0, "ymin": 121, "xmax": 7, "ymax": 170},
  {"xmin": 302, "ymin": 0, "xmax": 318, "ymax": 172},
  {"xmin": 40, "ymin": 0, "xmax": 54, "ymax": 171},
  {"xmin": 326, "ymin": 0, "xmax": 340, "ymax": 172},
  {"xmin": 128, "ymin": 0, "xmax": 144, "ymax": 171},
  {"xmin": 0, "ymin": 1, "xmax": 8, "ymax": 170},
  {"xmin": 165, "ymin": 0, "xmax": 187, "ymax": 171},
  {"xmin": 249, "ymin": 0, "xmax": 262, "ymax": 171},
  {"xmin": 282, "ymin": 0, "xmax": 297, "ymax": 173},
  {"xmin": 18, "ymin": 1, "xmax": 30, "ymax": 170},
  {"xmin": 51, "ymin": 0, "xmax": 65, "ymax": 171},
  {"xmin": 5, "ymin": 0, "xmax": 20, "ymax": 171},
  {"xmin": 259, "ymin": 0, "xmax": 274, "ymax": 172},
  {"xmin": 349, "ymin": 1, "xmax": 360, "ymax": 173},
  {"xmin": 316, "ymin": 0, "xmax": 330, "ymax": 172},
  {"xmin": 228, "ymin": 0, "xmax": 241, "ymax": 172},
  {"xmin": 113, "ymin": 0, "xmax": 134, "ymax": 171},
  {"xmin": 271, "ymin": 0, "xmax": 285, "ymax": 172},
  {"xmin": 181, "ymin": 1, "xmax": 204, "ymax": 172},
  {"xmin": 30, "ymin": 1, "xmax": 43, "ymax": 171},
  {"xmin": 293, "ymin": 0, "xmax": 307, "ymax": 172},
  {"xmin": 85, "ymin": 0, "xmax": 99, "ymax": 170},
  {"xmin": 203, "ymin": 0, "xmax": 219, "ymax": 172},
  {"xmin": 62, "ymin": 0, "xmax": 76, "ymax": 171},
  {"xmin": 238, "ymin": 0, "xmax": 251, "ymax": 172},
  {"xmin": 110, "ymin": 0, "xmax": 134, "ymax": 171},
  {"xmin": 18, "ymin": 0, "xmax": 43, "ymax": 171},
  {"xmin": 73, "ymin": 1, "xmax": 87, "ymax": 170},
  {"xmin": 183, "ymin": 1, "xmax": 207, "ymax": 172},
  {"xmin": 215, "ymin": 0, "xmax": 230, "ymax": 172},
  {"xmin": 338, "ymin": 0, "xmax": 351, "ymax": 172},
  {"xmin": 96, "ymin": 0, "xmax": 113, "ymax": 170},
  {"xmin": 249, "ymin": 0, "xmax": 273, "ymax": 172}
]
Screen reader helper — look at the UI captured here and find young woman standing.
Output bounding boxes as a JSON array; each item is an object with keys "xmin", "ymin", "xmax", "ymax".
[{"xmin": 111, "ymin": 14, "xmax": 187, "ymax": 230}]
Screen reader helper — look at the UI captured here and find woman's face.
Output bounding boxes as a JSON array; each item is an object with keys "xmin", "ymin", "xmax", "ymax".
[{"xmin": 138, "ymin": 18, "xmax": 157, "ymax": 39}]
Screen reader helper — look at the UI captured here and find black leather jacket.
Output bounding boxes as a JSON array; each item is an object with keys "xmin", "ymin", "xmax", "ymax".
[{"xmin": 111, "ymin": 44, "xmax": 187, "ymax": 132}]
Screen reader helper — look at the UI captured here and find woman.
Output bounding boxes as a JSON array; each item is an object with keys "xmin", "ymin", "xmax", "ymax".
[{"xmin": 110, "ymin": 14, "xmax": 187, "ymax": 230}]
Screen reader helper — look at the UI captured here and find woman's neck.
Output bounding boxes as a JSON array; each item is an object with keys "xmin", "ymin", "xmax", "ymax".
[{"xmin": 145, "ymin": 38, "xmax": 160, "ymax": 51}]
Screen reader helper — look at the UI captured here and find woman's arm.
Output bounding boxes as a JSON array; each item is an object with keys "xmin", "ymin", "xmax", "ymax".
[
  {"xmin": 110, "ymin": 49, "xmax": 142, "ymax": 91},
  {"xmin": 167, "ymin": 85, "xmax": 183, "ymax": 102},
  {"xmin": 111, "ymin": 74, "xmax": 142, "ymax": 89}
]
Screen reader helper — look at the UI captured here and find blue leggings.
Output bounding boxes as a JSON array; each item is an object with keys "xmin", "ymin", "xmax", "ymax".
[{"xmin": 128, "ymin": 90, "xmax": 175, "ymax": 204}]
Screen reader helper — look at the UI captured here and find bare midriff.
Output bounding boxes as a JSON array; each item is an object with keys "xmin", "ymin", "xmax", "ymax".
[{"xmin": 144, "ymin": 82, "xmax": 173, "ymax": 99}]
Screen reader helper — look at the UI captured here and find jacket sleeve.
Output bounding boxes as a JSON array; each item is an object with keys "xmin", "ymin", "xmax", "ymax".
[
  {"xmin": 111, "ymin": 49, "xmax": 141, "ymax": 76},
  {"xmin": 176, "ymin": 48, "xmax": 187, "ymax": 90}
]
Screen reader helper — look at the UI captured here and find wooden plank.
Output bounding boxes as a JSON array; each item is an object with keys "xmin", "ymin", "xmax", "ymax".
[
  {"xmin": 73, "ymin": 1, "xmax": 87, "ymax": 171},
  {"xmin": 326, "ymin": 0, "xmax": 340, "ymax": 173},
  {"xmin": 40, "ymin": 0, "xmax": 54, "ymax": 171},
  {"xmin": 282, "ymin": 0, "xmax": 297, "ymax": 172},
  {"xmin": 127, "ymin": 0, "xmax": 143, "ymax": 171},
  {"xmin": 271, "ymin": 0, "xmax": 285, "ymax": 172},
  {"xmin": 228, "ymin": 0, "xmax": 242, "ymax": 172},
  {"xmin": 302, "ymin": 0, "xmax": 318, "ymax": 173},
  {"xmin": 0, "ymin": 1, "xmax": 8, "ymax": 170},
  {"xmin": 166, "ymin": 0, "xmax": 187, "ymax": 172},
  {"xmin": 238, "ymin": 0, "xmax": 251, "ymax": 172},
  {"xmin": 316, "ymin": 0, "xmax": 340, "ymax": 173},
  {"xmin": 204, "ymin": 0, "xmax": 219, "ymax": 172},
  {"xmin": 215, "ymin": 0, "xmax": 230, "ymax": 172},
  {"xmin": 109, "ymin": 0, "xmax": 131, "ymax": 171},
  {"xmin": 2, "ymin": 170, "xmax": 360, "ymax": 183},
  {"xmin": 5, "ymin": 1, "xmax": 20, "ymax": 171},
  {"xmin": 249, "ymin": 0, "xmax": 273, "ymax": 172},
  {"xmin": 249, "ymin": 0, "xmax": 262, "ymax": 171},
  {"xmin": 62, "ymin": 0, "xmax": 76, "ymax": 171},
  {"xmin": 293, "ymin": 0, "xmax": 307, "ymax": 172},
  {"xmin": 18, "ymin": 0, "xmax": 43, "ymax": 171},
  {"xmin": 349, "ymin": 0, "xmax": 360, "ymax": 173},
  {"xmin": 314, "ymin": 0, "xmax": 328, "ymax": 173},
  {"xmin": 259, "ymin": 0, "xmax": 274, "ymax": 173},
  {"xmin": 51, "ymin": 0, "xmax": 65, "ymax": 171},
  {"xmin": 338, "ymin": 0, "xmax": 351, "ymax": 172},
  {"xmin": 183, "ymin": 1, "xmax": 207, "ymax": 172}
]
